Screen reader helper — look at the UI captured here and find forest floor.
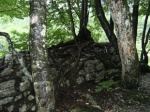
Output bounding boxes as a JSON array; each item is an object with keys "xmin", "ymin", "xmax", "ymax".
[{"xmin": 56, "ymin": 72, "xmax": 150, "ymax": 112}]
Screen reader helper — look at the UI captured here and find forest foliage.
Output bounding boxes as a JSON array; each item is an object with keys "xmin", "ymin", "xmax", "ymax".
[{"xmin": 0, "ymin": 0, "xmax": 150, "ymax": 64}]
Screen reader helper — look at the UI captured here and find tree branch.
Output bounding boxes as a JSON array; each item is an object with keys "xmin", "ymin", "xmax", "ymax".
[
  {"xmin": 0, "ymin": 32, "xmax": 32, "ymax": 82},
  {"xmin": 94, "ymin": 0, "xmax": 117, "ymax": 46},
  {"xmin": 71, "ymin": 5, "xmax": 80, "ymax": 19}
]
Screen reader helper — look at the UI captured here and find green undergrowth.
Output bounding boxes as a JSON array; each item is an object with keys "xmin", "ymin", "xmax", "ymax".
[{"xmin": 95, "ymin": 80, "xmax": 120, "ymax": 92}]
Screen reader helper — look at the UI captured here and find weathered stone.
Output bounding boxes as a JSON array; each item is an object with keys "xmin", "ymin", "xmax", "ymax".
[
  {"xmin": 7, "ymin": 105, "xmax": 14, "ymax": 112},
  {"xmin": 76, "ymin": 77, "xmax": 84, "ymax": 84},
  {"xmin": 1, "ymin": 68, "xmax": 14, "ymax": 76},
  {"xmin": 16, "ymin": 70, "xmax": 23, "ymax": 76},
  {"xmin": 14, "ymin": 94, "xmax": 23, "ymax": 102},
  {"xmin": 27, "ymin": 91, "xmax": 31, "ymax": 95},
  {"xmin": 71, "ymin": 62, "xmax": 76, "ymax": 68},
  {"xmin": 79, "ymin": 70, "xmax": 85, "ymax": 75},
  {"xmin": 19, "ymin": 76, "xmax": 30, "ymax": 92},
  {"xmin": 84, "ymin": 60, "xmax": 95, "ymax": 72},
  {"xmin": 95, "ymin": 71, "xmax": 105, "ymax": 82},
  {"xmin": 31, "ymin": 105, "xmax": 36, "ymax": 111},
  {"xmin": 93, "ymin": 60, "xmax": 99, "ymax": 64},
  {"xmin": 0, "ymin": 97, "xmax": 13, "ymax": 106},
  {"xmin": 28, "ymin": 95, "xmax": 34, "ymax": 101},
  {"xmin": 19, "ymin": 104, "xmax": 27, "ymax": 112},
  {"xmin": 0, "ymin": 106, "xmax": 2, "ymax": 111},
  {"xmin": 23, "ymin": 92, "xmax": 28, "ymax": 97},
  {"xmin": 70, "ymin": 104, "xmax": 101, "ymax": 112},
  {"xmin": 85, "ymin": 73, "xmax": 93, "ymax": 81},
  {"xmin": 96, "ymin": 63, "xmax": 104, "ymax": 71},
  {"xmin": 4, "ymin": 54, "xmax": 12, "ymax": 64},
  {"xmin": 85, "ymin": 93, "xmax": 101, "ymax": 109},
  {"xmin": 0, "ymin": 80, "xmax": 16, "ymax": 98}
]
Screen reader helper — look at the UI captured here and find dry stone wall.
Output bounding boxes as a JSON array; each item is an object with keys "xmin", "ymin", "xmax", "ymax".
[
  {"xmin": 0, "ymin": 41, "xmax": 120, "ymax": 111},
  {"xmin": 0, "ymin": 54, "xmax": 36, "ymax": 112}
]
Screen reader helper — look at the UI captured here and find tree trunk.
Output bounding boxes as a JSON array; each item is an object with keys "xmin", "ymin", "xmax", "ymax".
[
  {"xmin": 110, "ymin": 16, "xmax": 114, "ymax": 33},
  {"xmin": 107, "ymin": 0, "xmax": 141, "ymax": 89},
  {"xmin": 132, "ymin": 0, "xmax": 139, "ymax": 42},
  {"xmin": 80, "ymin": 0, "xmax": 88, "ymax": 29},
  {"xmin": 94, "ymin": 0, "xmax": 117, "ymax": 46},
  {"xmin": 140, "ymin": 1, "xmax": 150, "ymax": 65},
  {"xmin": 30, "ymin": 0, "xmax": 55, "ymax": 111},
  {"xmin": 67, "ymin": 0, "xmax": 77, "ymax": 39},
  {"xmin": 78, "ymin": 0, "xmax": 93, "ymax": 41}
]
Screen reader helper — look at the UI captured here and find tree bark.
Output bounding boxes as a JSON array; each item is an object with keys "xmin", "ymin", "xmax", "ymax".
[
  {"xmin": 80, "ymin": 0, "xmax": 88, "ymax": 29},
  {"xmin": 140, "ymin": 1, "xmax": 150, "ymax": 64},
  {"xmin": 110, "ymin": 16, "xmax": 114, "ymax": 33},
  {"xmin": 107, "ymin": 0, "xmax": 141, "ymax": 89},
  {"xmin": 78, "ymin": 0, "xmax": 93, "ymax": 41},
  {"xmin": 132, "ymin": 0, "xmax": 140, "ymax": 42},
  {"xmin": 67, "ymin": 0, "xmax": 77, "ymax": 39},
  {"xmin": 94, "ymin": 0, "xmax": 117, "ymax": 46},
  {"xmin": 30, "ymin": 0, "xmax": 55, "ymax": 111}
]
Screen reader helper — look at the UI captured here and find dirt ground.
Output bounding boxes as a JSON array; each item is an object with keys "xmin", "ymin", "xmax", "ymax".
[{"xmin": 56, "ymin": 73, "xmax": 150, "ymax": 112}]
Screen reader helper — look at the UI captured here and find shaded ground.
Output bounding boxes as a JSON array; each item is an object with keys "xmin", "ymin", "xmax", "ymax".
[
  {"xmin": 56, "ymin": 73, "xmax": 150, "ymax": 112},
  {"xmin": 49, "ymin": 40, "xmax": 150, "ymax": 112}
]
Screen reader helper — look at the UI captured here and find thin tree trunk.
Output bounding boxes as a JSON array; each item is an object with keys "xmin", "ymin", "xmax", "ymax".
[
  {"xmin": 107, "ymin": 0, "xmax": 140, "ymax": 89},
  {"xmin": 80, "ymin": 0, "xmax": 88, "ymax": 29},
  {"xmin": 110, "ymin": 16, "xmax": 114, "ymax": 33},
  {"xmin": 94, "ymin": 0, "xmax": 117, "ymax": 46},
  {"xmin": 78, "ymin": 0, "xmax": 92, "ymax": 41},
  {"xmin": 30, "ymin": 0, "xmax": 55, "ymax": 111},
  {"xmin": 140, "ymin": 1, "xmax": 150, "ymax": 64},
  {"xmin": 132, "ymin": 0, "xmax": 140, "ymax": 42},
  {"xmin": 67, "ymin": 0, "xmax": 77, "ymax": 39}
]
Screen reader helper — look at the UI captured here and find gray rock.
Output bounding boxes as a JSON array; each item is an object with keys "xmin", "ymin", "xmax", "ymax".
[
  {"xmin": 79, "ymin": 70, "xmax": 85, "ymax": 75},
  {"xmin": 4, "ymin": 54, "xmax": 12, "ymax": 64},
  {"xmin": 23, "ymin": 92, "xmax": 28, "ymax": 97},
  {"xmin": 14, "ymin": 94, "xmax": 23, "ymax": 101},
  {"xmin": 0, "ymin": 80, "xmax": 16, "ymax": 98},
  {"xmin": 7, "ymin": 105, "xmax": 14, "ymax": 112},
  {"xmin": 70, "ymin": 104, "xmax": 101, "ymax": 112},
  {"xmin": 28, "ymin": 95, "xmax": 35, "ymax": 101},
  {"xmin": 85, "ymin": 93, "xmax": 101, "ymax": 110},
  {"xmin": 31, "ymin": 105, "xmax": 36, "ymax": 111},
  {"xmin": 95, "ymin": 70, "xmax": 105, "ymax": 82},
  {"xmin": 19, "ymin": 104, "xmax": 27, "ymax": 112},
  {"xmin": 96, "ymin": 63, "xmax": 104, "ymax": 71},
  {"xmin": 86, "ymin": 73, "xmax": 93, "ymax": 81},
  {"xmin": 76, "ymin": 77, "xmax": 84, "ymax": 84},
  {"xmin": 19, "ymin": 76, "xmax": 30, "ymax": 92},
  {"xmin": 0, "ymin": 97, "xmax": 13, "ymax": 106},
  {"xmin": 1, "ymin": 68, "xmax": 14, "ymax": 76}
]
